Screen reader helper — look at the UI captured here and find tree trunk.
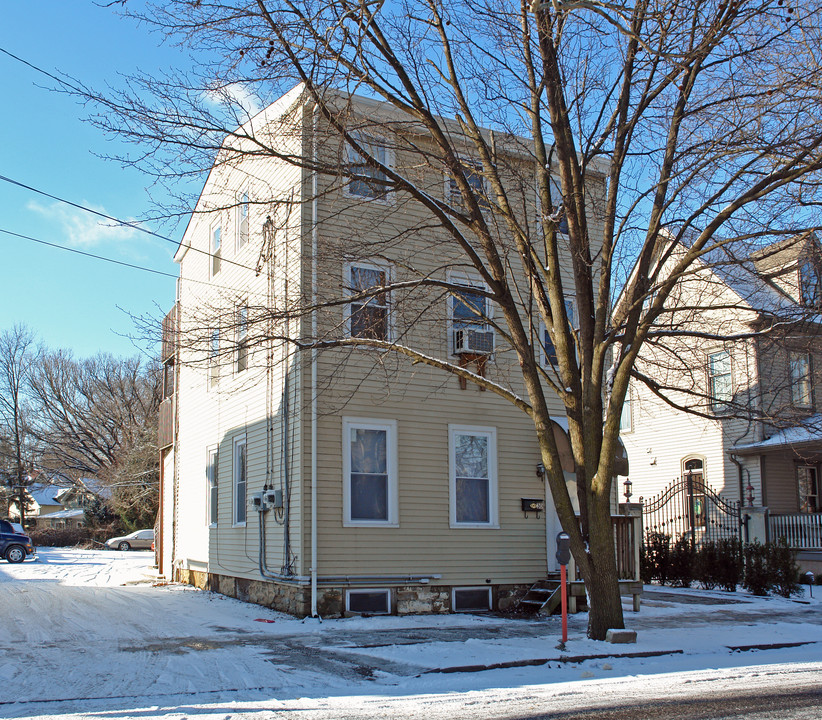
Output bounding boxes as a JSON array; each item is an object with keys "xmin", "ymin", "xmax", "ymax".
[{"xmin": 582, "ymin": 502, "xmax": 625, "ymax": 640}]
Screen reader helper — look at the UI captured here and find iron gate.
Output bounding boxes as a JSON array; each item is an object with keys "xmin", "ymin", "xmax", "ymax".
[{"xmin": 641, "ymin": 471, "xmax": 742, "ymax": 547}]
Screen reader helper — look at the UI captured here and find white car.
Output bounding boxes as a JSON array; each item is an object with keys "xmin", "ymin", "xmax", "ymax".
[{"xmin": 105, "ymin": 529, "xmax": 155, "ymax": 551}]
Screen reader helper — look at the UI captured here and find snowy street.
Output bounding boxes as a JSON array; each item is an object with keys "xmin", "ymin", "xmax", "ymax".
[{"xmin": 1, "ymin": 549, "xmax": 821, "ymax": 719}]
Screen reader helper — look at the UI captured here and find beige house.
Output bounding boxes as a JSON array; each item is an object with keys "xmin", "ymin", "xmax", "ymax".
[
  {"xmin": 621, "ymin": 234, "xmax": 822, "ymax": 573},
  {"xmin": 159, "ymin": 86, "xmax": 636, "ymax": 616}
]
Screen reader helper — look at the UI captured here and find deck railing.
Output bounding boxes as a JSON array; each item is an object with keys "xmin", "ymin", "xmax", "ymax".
[
  {"xmin": 769, "ymin": 513, "xmax": 822, "ymax": 549},
  {"xmin": 572, "ymin": 511, "xmax": 641, "ymax": 582}
]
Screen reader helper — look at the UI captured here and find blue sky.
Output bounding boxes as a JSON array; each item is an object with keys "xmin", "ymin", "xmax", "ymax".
[{"xmin": 0, "ymin": 2, "xmax": 195, "ymax": 359}]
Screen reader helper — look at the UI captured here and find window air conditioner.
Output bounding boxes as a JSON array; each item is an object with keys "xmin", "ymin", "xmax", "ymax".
[{"xmin": 453, "ymin": 328, "xmax": 495, "ymax": 354}]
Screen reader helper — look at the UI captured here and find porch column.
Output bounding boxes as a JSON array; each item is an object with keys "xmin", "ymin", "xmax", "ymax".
[{"xmin": 744, "ymin": 506, "xmax": 769, "ymax": 544}]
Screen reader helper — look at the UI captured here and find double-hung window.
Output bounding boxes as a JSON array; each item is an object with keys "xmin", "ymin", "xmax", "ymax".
[
  {"xmin": 233, "ymin": 436, "xmax": 247, "ymax": 526},
  {"xmin": 347, "ymin": 133, "xmax": 391, "ymax": 200},
  {"xmin": 342, "ymin": 418, "xmax": 398, "ymax": 526},
  {"xmin": 790, "ymin": 352, "xmax": 812, "ymax": 408},
  {"xmin": 450, "ymin": 280, "xmax": 493, "ymax": 354},
  {"xmin": 449, "ymin": 425, "xmax": 498, "ymax": 527},
  {"xmin": 236, "ymin": 303, "xmax": 249, "ymax": 373},
  {"xmin": 209, "ymin": 328, "xmax": 220, "ymax": 387},
  {"xmin": 211, "ymin": 225, "xmax": 222, "ymax": 276},
  {"xmin": 237, "ymin": 191, "xmax": 249, "ymax": 249},
  {"xmin": 447, "ymin": 160, "xmax": 489, "ymax": 210},
  {"xmin": 708, "ymin": 350, "xmax": 732, "ymax": 411},
  {"xmin": 797, "ymin": 465, "xmax": 819, "ymax": 513},
  {"xmin": 541, "ymin": 298, "xmax": 576, "ymax": 367},
  {"xmin": 800, "ymin": 260, "xmax": 822, "ymax": 308},
  {"xmin": 346, "ymin": 262, "xmax": 391, "ymax": 341},
  {"xmin": 207, "ymin": 447, "xmax": 219, "ymax": 526},
  {"xmin": 619, "ymin": 389, "xmax": 633, "ymax": 433}
]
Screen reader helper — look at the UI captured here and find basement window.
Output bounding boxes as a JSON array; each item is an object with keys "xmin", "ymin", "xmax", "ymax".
[
  {"xmin": 346, "ymin": 589, "xmax": 391, "ymax": 615},
  {"xmin": 452, "ymin": 587, "xmax": 492, "ymax": 612}
]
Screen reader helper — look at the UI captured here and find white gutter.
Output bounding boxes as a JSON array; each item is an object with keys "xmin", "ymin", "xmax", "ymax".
[{"xmin": 310, "ymin": 103, "xmax": 319, "ymax": 618}]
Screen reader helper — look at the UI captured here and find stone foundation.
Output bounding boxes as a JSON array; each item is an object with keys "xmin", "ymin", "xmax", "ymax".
[{"xmin": 174, "ymin": 568, "xmax": 530, "ymax": 617}]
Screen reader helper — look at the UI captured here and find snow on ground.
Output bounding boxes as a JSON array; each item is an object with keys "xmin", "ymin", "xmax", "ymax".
[{"xmin": 1, "ymin": 548, "xmax": 820, "ymax": 719}]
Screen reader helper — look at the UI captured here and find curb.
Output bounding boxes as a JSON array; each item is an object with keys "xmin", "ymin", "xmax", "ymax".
[{"xmin": 425, "ymin": 648, "xmax": 684, "ymax": 674}]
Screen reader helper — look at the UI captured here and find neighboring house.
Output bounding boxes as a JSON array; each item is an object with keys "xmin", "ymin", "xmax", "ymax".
[
  {"xmin": 9, "ymin": 482, "xmax": 98, "ymax": 529},
  {"xmin": 159, "ymin": 86, "xmax": 637, "ymax": 617},
  {"xmin": 621, "ymin": 233, "xmax": 822, "ymax": 573}
]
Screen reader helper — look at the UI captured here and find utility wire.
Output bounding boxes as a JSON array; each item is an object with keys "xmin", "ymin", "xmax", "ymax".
[
  {"xmin": 0, "ymin": 226, "xmax": 274, "ymax": 295},
  {"xmin": 0, "ymin": 173, "xmax": 260, "ymax": 274},
  {"xmin": 0, "ymin": 227, "xmax": 178, "ymax": 279}
]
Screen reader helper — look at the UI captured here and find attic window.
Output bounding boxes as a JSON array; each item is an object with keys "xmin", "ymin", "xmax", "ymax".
[{"xmin": 800, "ymin": 260, "xmax": 822, "ymax": 307}]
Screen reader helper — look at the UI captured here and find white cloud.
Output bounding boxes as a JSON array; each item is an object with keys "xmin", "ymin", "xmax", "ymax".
[
  {"xmin": 203, "ymin": 82, "xmax": 263, "ymax": 118},
  {"xmin": 27, "ymin": 200, "xmax": 138, "ymax": 249}
]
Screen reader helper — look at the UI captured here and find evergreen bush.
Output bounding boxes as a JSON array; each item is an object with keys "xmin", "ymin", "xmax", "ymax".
[
  {"xmin": 668, "ymin": 535, "xmax": 696, "ymax": 587},
  {"xmin": 768, "ymin": 537, "xmax": 801, "ymax": 598},
  {"xmin": 742, "ymin": 540, "xmax": 771, "ymax": 595}
]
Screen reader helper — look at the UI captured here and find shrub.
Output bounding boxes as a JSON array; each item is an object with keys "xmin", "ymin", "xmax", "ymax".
[
  {"xmin": 668, "ymin": 535, "xmax": 696, "ymax": 588},
  {"xmin": 768, "ymin": 537, "xmax": 801, "ymax": 598},
  {"xmin": 714, "ymin": 537, "xmax": 743, "ymax": 592},
  {"xmin": 643, "ymin": 532, "xmax": 672, "ymax": 585},
  {"xmin": 28, "ymin": 523, "xmax": 122, "ymax": 549},
  {"xmin": 742, "ymin": 540, "xmax": 771, "ymax": 595},
  {"xmin": 695, "ymin": 541, "xmax": 720, "ymax": 590}
]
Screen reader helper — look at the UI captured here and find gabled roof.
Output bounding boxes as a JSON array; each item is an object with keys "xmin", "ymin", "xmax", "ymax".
[
  {"xmin": 27, "ymin": 484, "xmax": 71, "ymax": 507},
  {"xmin": 672, "ymin": 230, "xmax": 822, "ymax": 324}
]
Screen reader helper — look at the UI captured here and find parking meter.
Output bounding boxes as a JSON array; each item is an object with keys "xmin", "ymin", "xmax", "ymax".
[
  {"xmin": 556, "ymin": 532, "xmax": 571, "ymax": 566},
  {"xmin": 555, "ymin": 532, "xmax": 571, "ymax": 643}
]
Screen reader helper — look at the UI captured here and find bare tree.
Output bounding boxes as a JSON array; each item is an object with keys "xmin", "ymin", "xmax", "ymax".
[
  {"xmin": 0, "ymin": 325, "xmax": 40, "ymax": 527},
  {"xmin": 72, "ymin": 0, "xmax": 822, "ymax": 638},
  {"xmin": 29, "ymin": 352, "xmax": 161, "ymax": 528}
]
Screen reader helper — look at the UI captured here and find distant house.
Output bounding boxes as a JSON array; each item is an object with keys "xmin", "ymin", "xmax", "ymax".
[
  {"xmin": 9, "ymin": 482, "xmax": 98, "ymax": 529},
  {"xmin": 621, "ymin": 233, "xmax": 822, "ymax": 574}
]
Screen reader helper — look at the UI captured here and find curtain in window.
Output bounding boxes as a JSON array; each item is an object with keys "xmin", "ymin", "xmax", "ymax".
[{"xmin": 350, "ymin": 428, "xmax": 388, "ymax": 520}]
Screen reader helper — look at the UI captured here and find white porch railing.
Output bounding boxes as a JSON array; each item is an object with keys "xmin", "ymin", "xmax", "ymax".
[{"xmin": 769, "ymin": 513, "xmax": 822, "ymax": 549}]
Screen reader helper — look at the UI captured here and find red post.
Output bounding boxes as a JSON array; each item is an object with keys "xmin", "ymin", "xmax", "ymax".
[{"xmin": 560, "ymin": 563, "xmax": 568, "ymax": 643}]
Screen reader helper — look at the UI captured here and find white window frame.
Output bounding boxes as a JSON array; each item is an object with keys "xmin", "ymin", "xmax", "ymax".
[
  {"xmin": 233, "ymin": 436, "xmax": 247, "ymax": 526},
  {"xmin": 345, "ymin": 588, "xmax": 391, "ymax": 615},
  {"xmin": 343, "ymin": 260, "xmax": 393, "ymax": 342},
  {"xmin": 236, "ymin": 302, "xmax": 249, "ymax": 373},
  {"xmin": 207, "ymin": 446, "xmax": 219, "ymax": 526},
  {"xmin": 345, "ymin": 132, "xmax": 393, "ymax": 202},
  {"xmin": 342, "ymin": 417, "xmax": 399, "ymax": 527},
  {"xmin": 208, "ymin": 328, "xmax": 220, "ymax": 388},
  {"xmin": 452, "ymin": 586, "xmax": 492, "ymax": 612},
  {"xmin": 708, "ymin": 349, "xmax": 732, "ymax": 411},
  {"xmin": 619, "ymin": 387, "xmax": 633, "ymax": 433},
  {"xmin": 539, "ymin": 298, "xmax": 577, "ymax": 368},
  {"xmin": 448, "ymin": 272, "xmax": 493, "ymax": 356},
  {"xmin": 449, "ymin": 425, "xmax": 498, "ymax": 528},
  {"xmin": 236, "ymin": 190, "xmax": 250, "ymax": 250},
  {"xmin": 210, "ymin": 223, "xmax": 222, "ymax": 276},
  {"xmin": 790, "ymin": 351, "xmax": 812, "ymax": 408}
]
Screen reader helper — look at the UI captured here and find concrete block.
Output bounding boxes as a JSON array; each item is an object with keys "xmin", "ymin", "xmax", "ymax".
[{"xmin": 606, "ymin": 629, "xmax": 637, "ymax": 644}]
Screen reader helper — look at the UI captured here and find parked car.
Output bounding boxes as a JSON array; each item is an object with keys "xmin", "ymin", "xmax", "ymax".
[
  {"xmin": 0, "ymin": 519, "xmax": 36, "ymax": 563},
  {"xmin": 105, "ymin": 529, "xmax": 155, "ymax": 551}
]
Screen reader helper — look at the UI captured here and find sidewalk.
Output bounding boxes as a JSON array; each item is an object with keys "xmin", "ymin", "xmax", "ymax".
[{"xmin": 309, "ymin": 585, "xmax": 822, "ymax": 682}]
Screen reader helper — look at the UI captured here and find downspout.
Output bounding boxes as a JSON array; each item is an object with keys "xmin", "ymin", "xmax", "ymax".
[{"xmin": 310, "ymin": 102, "xmax": 319, "ymax": 618}]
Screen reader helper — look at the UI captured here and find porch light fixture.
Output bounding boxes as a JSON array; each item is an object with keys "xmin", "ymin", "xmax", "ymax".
[
  {"xmin": 623, "ymin": 478, "xmax": 633, "ymax": 502},
  {"xmin": 746, "ymin": 482, "xmax": 755, "ymax": 507},
  {"xmin": 536, "ymin": 462, "xmax": 545, "ymax": 479}
]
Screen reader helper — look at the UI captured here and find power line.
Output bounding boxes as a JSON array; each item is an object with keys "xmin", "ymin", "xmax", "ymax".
[
  {"xmin": 0, "ymin": 227, "xmax": 178, "ymax": 279},
  {"xmin": 0, "ymin": 173, "xmax": 260, "ymax": 274},
  {"xmin": 0, "ymin": 226, "xmax": 274, "ymax": 295}
]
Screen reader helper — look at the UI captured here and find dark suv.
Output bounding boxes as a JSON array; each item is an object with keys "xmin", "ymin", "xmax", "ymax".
[{"xmin": 0, "ymin": 519, "xmax": 35, "ymax": 563}]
